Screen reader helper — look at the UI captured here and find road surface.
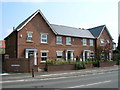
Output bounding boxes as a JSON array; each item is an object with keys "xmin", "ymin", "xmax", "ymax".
[{"xmin": 2, "ymin": 70, "xmax": 118, "ymax": 88}]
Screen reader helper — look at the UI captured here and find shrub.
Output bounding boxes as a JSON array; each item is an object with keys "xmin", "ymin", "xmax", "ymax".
[
  {"xmin": 47, "ymin": 59, "xmax": 74, "ymax": 65},
  {"xmin": 92, "ymin": 60, "xmax": 99, "ymax": 67},
  {"xmin": 47, "ymin": 59, "xmax": 56, "ymax": 65},
  {"xmin": 75, "ymin": 61, "xmax": 86, "ymax": 70}
]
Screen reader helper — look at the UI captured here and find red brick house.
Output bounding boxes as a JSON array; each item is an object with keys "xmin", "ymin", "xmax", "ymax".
[{"xmin": 4, "ymin": 10, "xmax": 113, "ymax": 67}]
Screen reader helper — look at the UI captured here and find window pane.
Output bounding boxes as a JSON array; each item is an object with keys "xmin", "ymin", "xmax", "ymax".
[
  {"xmin": 41, "ymin": 34, "xmax": 48, "ymax": 43},
  {"xmin": 42, "ymin": 39, "xmax": 47, "ymax": 42},
  {"xmin": 57, "ymin": 56, "xmax": 62, "ymax": 58},
  {"xmin": 42, "ymin": 34, "xmax": 47, "ymax": 38},
  {"xmin": 66, "ymin": 37, "xmax": 71, "ymax": 44},
  {"xmin": 41, "ymin": 57, "xmax": 47, "ymax": 61},
  {"xmin": 28, "ymin": 33, "xmax": 32, "ymax": 37},
  {"xmin": 90, "ymin": 40, "xmax": 93, "ymax": 46},
  {"xmin": 27, "ymin": 33, "xmax": 32, "ymax": 41},
  {"xmin": 57, "ymin": 52, "xmax": 62, "ymax": 56},
  {"xmin": 83, "ymin": 39, "xmax": 87, "ymax": 45},
  {"xmin": 27, "ymin": 37, "xmax": 32, "ymax": 41},
  {"xmin": 42, "ymin": 52, "xmax": 47, "ymax": 56},
  {"xmin": 100, "ymin": 40, "xmax": 104, "ymax": 44},
  {"xmin": 57, "ymin": 36, "xmax": 62, "ymax": 44}
]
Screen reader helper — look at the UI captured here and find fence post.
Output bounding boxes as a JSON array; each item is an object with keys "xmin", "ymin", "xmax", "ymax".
[{"xmin": 32, "ymin": 68, "xmax": 34, "ymax": 77}]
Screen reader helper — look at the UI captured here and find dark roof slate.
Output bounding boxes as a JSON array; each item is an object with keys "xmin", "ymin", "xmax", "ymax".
[{"xmin": 87, "ymin": 25, "xmax": 105, "ymax": 38}]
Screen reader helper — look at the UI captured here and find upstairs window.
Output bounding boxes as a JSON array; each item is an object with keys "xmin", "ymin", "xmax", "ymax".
[
  {"xmin": 100, "ymin": 39, "xmax": 104, "ymax": 45},
  {"xmin": 41, "ymin": 34, "xmax": 48, "ymax": 43},
  {"xmin": 56, "ymin": 36, "xmax": 62, "ymax": 44},
  {"xmin": 83, "ymin": 39, "xmax": 87, "ymax": 46},
  {"xmin": 66, "ymin": 37, "xmax": 71, "ymax": 45},
  {"xmin": 27, "ymin": 32, "xmax": 33, "ymax": 41},
  {"xmin": 90, "ymin": 40, "xmax": 93, "ymax": 46}
]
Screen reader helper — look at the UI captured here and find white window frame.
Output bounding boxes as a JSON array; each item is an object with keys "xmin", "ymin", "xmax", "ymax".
[
  {"xmin": 41, "ymin": 33, "xmax": 48, "ymax": 43},
  {"xmin": 107, "ymin": 40, "xmax": 110, "ymax": 43},
  {"xmin": 100, "ymin": 39, "xmax": 104, "ymax": 45},
  {"xmin": 83, "ymin": 39, "xmax": 87, "ymax": 46},
  {"xmin": 56, "ymin": 51, "xmax": 63, "ymax": 59},
  {"xmin": 56, "ymin": 36, "xmax": 62, "ymax": 44},
  {"xmin": 66, "ymin": 37, "xmax": 71, "ymax": 45},
  {"xmin": 90, "ymin": 40, "xmax": 93, "ymax": 46},
  {"xmin": 41, "ymin": 51, "xmax": 48, "ymax": 62},
  {"xmin": 27, "ymin": 32, "xmax": 32, "ymax": 41}
]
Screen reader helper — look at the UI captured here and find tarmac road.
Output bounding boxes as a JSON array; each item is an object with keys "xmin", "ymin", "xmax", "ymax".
[{"xmin": 2, "ymin": 68, "xmax": 118, "ymax": 88}]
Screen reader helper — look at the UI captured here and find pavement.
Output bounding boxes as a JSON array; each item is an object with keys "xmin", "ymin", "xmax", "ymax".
[{"xmin": 1, "ymin": 65, "xmax": 119, "ymax": 80}]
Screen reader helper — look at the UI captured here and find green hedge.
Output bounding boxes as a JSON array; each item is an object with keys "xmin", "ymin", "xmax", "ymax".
[{"xmin": 47, "ymin": 59, "xmax": 75, "ymax": 65}]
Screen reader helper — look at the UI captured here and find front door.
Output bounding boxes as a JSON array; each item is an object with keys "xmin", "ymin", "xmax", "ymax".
[
  {"xmin": 67, "ymin": 51, "xmax": 71, "ymax": 60},
  {"xmin": 25, "ymin": 49, "xmax": 37, "ymax": 65},
  {"xmin": 28, "ymin": 51, "xmax": 34, "ymax": 58}
]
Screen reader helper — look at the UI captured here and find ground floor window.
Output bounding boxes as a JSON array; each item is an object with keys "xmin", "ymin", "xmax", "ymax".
[
  {"xmin": 56, "ymin": 51, "xmax": 63, "ymax": 59},
  {"xmin": 41, "ymin": 52, "xmax": 48, "ymax": 61}
]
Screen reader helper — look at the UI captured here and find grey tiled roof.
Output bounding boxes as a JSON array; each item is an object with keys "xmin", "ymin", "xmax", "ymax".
[
  {"xmin": 51, "ymin": 24, "xmax": 95, "ymax": 38},
  {"xmin": 87, "ymin": 25, "xmax": 105, "ymax": 38}
]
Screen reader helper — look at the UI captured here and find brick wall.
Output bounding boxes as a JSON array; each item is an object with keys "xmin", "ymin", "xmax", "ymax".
[
  {"xmin": 99, "ymin": 61, "xmax": 115, "ymax": 67},
  {"xmin": 2, "ymin": 56, "xmax": 37, "ymax": 73},
  {"xmin": 5, "ymin": 31, "xmax": 17, "ymax": 58}
]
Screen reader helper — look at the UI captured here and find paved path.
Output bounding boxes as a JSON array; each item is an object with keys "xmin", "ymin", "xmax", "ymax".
[{"xmin": 2, "ymin": 65, "xmax": 119, "ymax": 81}]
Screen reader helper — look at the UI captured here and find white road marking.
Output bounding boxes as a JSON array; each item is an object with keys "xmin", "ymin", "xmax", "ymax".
[
  {"xmin": 1, "ymin": 71, "xmax": 114, "ymax": 84},
  {"xmin": 67, "ymin": 80, "xmax": 111, "ymax": 88}
]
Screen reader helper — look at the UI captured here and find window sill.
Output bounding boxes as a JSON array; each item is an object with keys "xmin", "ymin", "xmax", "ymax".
[
  {"xmin": 56, "ymin": 43, "xmax": 63, "ymax": 45},
  {"xmin": 66, "ymin": 44, "xmax": 72, "ymax": 46},
  {"xmin": 83, "ymin": 45, "xmax": 88, "ymax": 46},
  {"xmin": 41, "ymin": 61, "xmax": 46, "ymax": 63},
  {"xmin": 26, "ymin": 40, "xmax": 33, "ymax": 43},
  {"xmin": 41, "ymin": 42, "xmax": 48, "ymax": 44},
  {"xmin": 90, "ymin": 45, "xmax": 94, "ymax": 46}
]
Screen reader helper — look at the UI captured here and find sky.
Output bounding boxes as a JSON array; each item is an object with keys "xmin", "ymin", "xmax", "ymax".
[{"xmin": 0, "ymin": 0, "xmax": 119, "ymax": 44}]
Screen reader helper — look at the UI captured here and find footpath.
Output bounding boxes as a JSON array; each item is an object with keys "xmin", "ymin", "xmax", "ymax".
[{"xmin": 2, "ymin": 65, "xmax": 119, "ymax": 81}]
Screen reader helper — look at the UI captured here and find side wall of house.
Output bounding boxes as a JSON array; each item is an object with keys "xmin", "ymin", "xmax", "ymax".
[
  {"xmin": 5, "ymin": 31, "xmax": 17, "ymax": 58},
  {"xmin": 97, "ymin": 27, "xmax": 113, "ymax": 49}
]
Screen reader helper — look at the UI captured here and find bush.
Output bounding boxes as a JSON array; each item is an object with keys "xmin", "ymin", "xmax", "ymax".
[
  {"xmin": 75, "ymin": 61, "xmax": 86, "ymax": 70},
  {"xmin": 92, "ymin": 60, "xmax": 99, "ymax": 67},
  {"xmin": 47, "ymin": 59, "xmax": 75, "ymax": 65}
]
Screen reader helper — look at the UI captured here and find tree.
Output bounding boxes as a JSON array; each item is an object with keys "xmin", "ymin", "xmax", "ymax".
[{"xmin": 117, "ymin": 34, "xmax": 120, "ymax": 51}]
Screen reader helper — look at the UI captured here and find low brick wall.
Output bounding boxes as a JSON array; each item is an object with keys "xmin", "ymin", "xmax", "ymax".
[
  {"xmin": 39, "ymin": 63, "xmax": 46, "ymax": 69},
  {"xmin": 2, "ymin": 56, "xmax": 38, "ymax": 73},
  {"xmin": 86, "ymin": 63, "xmax": 93, "ymax": 69},
  {"xmin": 99, "ymin": 61, "xmax": 115, "ymax": 67},
  {"xmin": 47, "ymin": 64, "xmax": 75, "ymax": 72}
]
